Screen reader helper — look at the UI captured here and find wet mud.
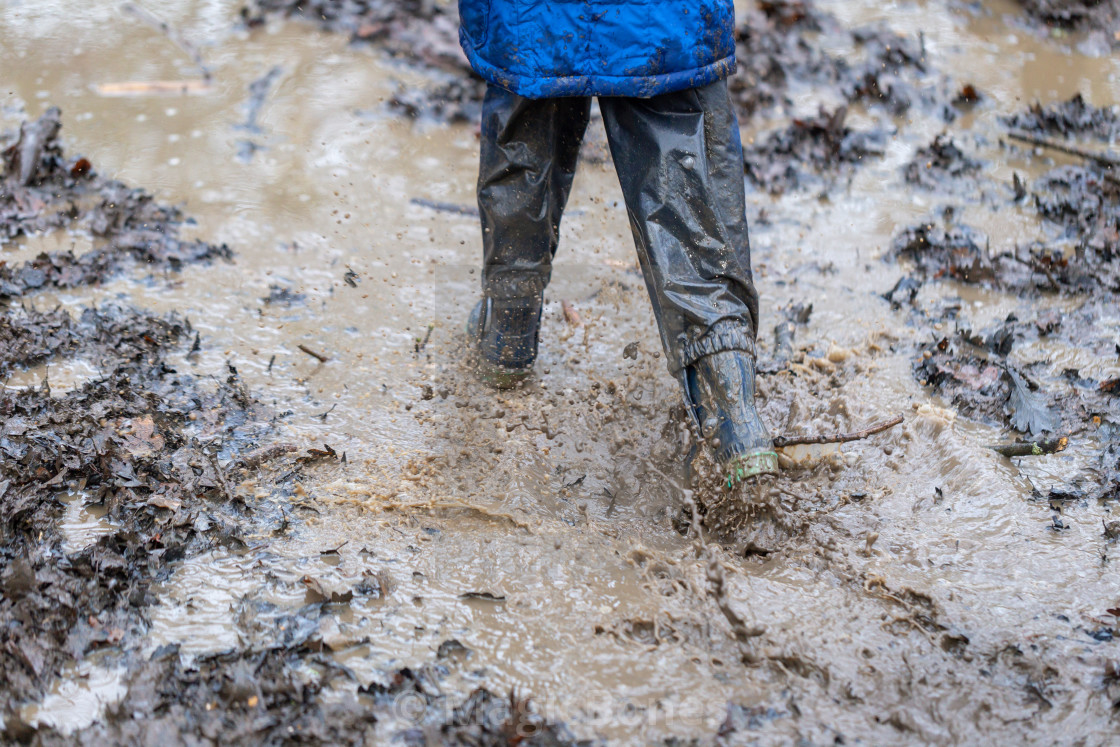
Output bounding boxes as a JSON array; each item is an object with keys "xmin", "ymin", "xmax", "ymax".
[{"xmin": 3, "ymin": 0, "xmax": 1120, "ymax": 744}]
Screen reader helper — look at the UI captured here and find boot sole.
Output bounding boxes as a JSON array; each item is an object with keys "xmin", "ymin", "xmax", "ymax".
[{"xmin": 725, "ymin": 450, "xmax": 780, "ymax": 487}]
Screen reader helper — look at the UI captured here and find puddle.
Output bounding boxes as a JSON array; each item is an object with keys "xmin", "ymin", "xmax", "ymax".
[
  {"xmin": 19, "ymin": 662, "xmax": 126, "ymax": 735},
  {"xmin": 3, "ymin": 358, "xmax": 101, "ymax": 396},
  {"xmin": 57, "ymin": 491, "xmax": 114, "ymax": 554},
  {"xmin": 145, "ymin": 550, "xmax": 307, "ymax": 656}
]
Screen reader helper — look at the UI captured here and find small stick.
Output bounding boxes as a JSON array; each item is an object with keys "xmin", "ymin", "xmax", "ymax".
[
  {"xmin": 774, "ymin": 414, "xmax": 903, "ymax": 448},
  {"xmin": 1009, "ymin": 252, "xmax": 1059, "ymax": 291},
  {"xmin": 1006, "ymin": 131, "xmax": 1120, "ymax": 170},
  {"xmin": 297, "ymin": 344, "xmax": 329, "ymax": 363},
  {"xmin": 988, "ymin": 437, "xmax": 1067, "ymax": 458}
]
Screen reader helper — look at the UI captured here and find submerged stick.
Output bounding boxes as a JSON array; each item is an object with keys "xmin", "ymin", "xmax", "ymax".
[
  {"xmin": 94, "ymin": 80, "xmax": 211, "ymax": 97},
  {"xmin": 297, "ymin": 344, "xmax": 329, "ymax": 363},
  {"xmin": 988, "ymin": 437, "xmax": 1067, "ymax": 458},
  {"xmin": 774, "ymin": 414, "xmax": 904, "ymax": 448}
]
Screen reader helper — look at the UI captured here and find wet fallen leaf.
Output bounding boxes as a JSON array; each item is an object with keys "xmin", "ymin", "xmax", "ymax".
[
  {"xmin": 123, "ymin": 415, "xmax": 165, "ymax": 457},
  {"xmin": 1006, "ymin": 369, "xmax": 1056, "ymax": 435},
  {"xmin": 148, "ymin": 494, "xmax": 182, "ymax": 511},
  {"xmin": 301, "ymin": 575, "xmax": 354, "ymax": 604}
]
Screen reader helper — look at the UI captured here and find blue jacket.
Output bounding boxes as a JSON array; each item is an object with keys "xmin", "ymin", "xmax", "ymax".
[{"xmin": 458, "ymin": 0, "xmax": 737, "ymax": 99}]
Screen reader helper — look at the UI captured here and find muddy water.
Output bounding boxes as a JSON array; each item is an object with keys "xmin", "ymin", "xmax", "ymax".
[{"xmin": 3, "ymin": 0, "xmax": 1120, "ymax": 743}]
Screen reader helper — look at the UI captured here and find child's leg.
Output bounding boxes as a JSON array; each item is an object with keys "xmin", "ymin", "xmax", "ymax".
[
  {"xmin": 477, "ymin": 85, "xmax": 591, "ymax": 302},
  {"xmin": 469, "ymin": 86, "xmax": 591, "ymax": 386},
  {"xmin": 597, "ymin": 79, "xmax": 759, "ymax": 371},
  {"xmin": 598, "ymin": 80, "xmax": 777, "ymax": 480}
]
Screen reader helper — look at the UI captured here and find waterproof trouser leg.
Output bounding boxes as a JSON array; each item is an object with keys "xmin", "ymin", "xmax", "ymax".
[
  {"xmin": 598, "ymin": 81, "xmax": 760, "ymax": 374},
  {"xmin": 475, "ymin": 80, "xmax": 759, "ymax": 374},
  {"xmin": 477, "ymin": 87, "xmax": 591, "ymax": 303}
]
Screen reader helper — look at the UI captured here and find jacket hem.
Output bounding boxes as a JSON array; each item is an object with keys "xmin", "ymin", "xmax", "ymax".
[{"xmin": 460, "ymin": 29, "xmax": 736, "ymax": 99}]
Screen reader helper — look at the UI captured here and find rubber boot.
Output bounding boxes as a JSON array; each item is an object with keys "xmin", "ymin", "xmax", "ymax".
[
  {"xmin": 466, "ymin": 297, "xmax": 541, "ymax": 389},
  {"xmin": 685, "ymin": 350, "xmax": 779, "ymax": 486}
]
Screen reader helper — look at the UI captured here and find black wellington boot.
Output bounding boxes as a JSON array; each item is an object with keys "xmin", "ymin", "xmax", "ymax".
[
  {"xmin": 466, "ymin": 297, "xmax": 541, "ymax": 389},
  {"xmin": 685, "ymin": 350, "xmax": 779, "ymax": 486}
]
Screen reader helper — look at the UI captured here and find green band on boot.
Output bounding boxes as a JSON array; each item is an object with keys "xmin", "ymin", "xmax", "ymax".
[{"xmin": 725, "ymin": 450, "xmax": 779, "ymax": 487}]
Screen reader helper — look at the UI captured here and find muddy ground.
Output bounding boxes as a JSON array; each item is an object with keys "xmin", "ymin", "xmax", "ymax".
[{"xmin": 2, "ymin": 0, "xmax": 1119, "ymax": 745}]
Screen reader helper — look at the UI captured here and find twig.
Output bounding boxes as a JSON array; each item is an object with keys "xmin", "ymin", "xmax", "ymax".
[
  {"xmin": 206, "ymin": 451, "xmax": 236, "ymax": 503},
  {"xmin": 989, "ymin": 437, "xmax": 1067, "ymax": 458},
  {"xmin": 774, "ymin": 414, "xmax": 903, "ymax": 448},
  {"xmin": 297, "ymin": 344, "xmax": 329, "ymax": 363},
  {"xmin": 122, "ymin": 2, "xmax": 211, "ymax": 80},
  {"xmin": 1006, "ymin": 131, "xmax": 1120, "ymax": 170},
  {"xmin": 1009, "ymin": 252, "xmax": 1059, "ymax": 291},
  {"xmin": 414, "ymin": 324, "xmax": 434, "ymax": 355}
]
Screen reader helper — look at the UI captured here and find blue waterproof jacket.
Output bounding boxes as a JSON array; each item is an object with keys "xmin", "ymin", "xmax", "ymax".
[{"xmin": 458, "ymin": 0, "xmax": 737, "ymax": 99}]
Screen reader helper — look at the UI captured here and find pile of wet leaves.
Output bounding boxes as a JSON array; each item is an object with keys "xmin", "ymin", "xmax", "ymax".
[
  {"xmin": 889, "ymin": 95, "xmax": 1120, "ymax": 294},
  {"xmin": 903, "ymin": 134, "xmax": 984, "ymax": 191},
  {"xmin": 21, "ymin": 643, "xmax": 586, "ymax": 746},
  {"xmin": 1, "ymin": 110, "xmax": 267, "ymax": 727},
  {"xmin": 914, "ymin": 319, "xmax": 1120, "ymax": 504},
  {"xmin": 0, "ymin": 303, "xmax": 273, "ymax": 721},
  {"xmin": 1015, "ymin": 0, "xmax": 1120, "ymax": 48},
  {"xmin": 0, "ymin": 108, "xmax": 231, "ymax": 298},
  {"xmin": 731, "ymin": 0, "xmax": 959, "ymax": 120},
  {"xmin": 732, "ymin": 0, "xmax": 978, "ymax": 192},
  {"xmin": 879, "ymin": 94, "xmax": 1120, "ymax": 511},
  {"xmin": 1003, "ymin": 93, "xmax": 1120, "ymax": 140},
  {"xmin": 745, "ymin": 106, "xmax": 888, "ymax": 194}
]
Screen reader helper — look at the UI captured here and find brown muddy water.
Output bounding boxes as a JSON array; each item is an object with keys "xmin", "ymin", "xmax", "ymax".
[{"xmin": 2, "ymin": 0, "xmax": 1120, "ymax": 744}]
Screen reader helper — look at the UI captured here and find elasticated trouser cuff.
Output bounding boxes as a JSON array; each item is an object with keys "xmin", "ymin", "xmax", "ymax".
[{"xmin": 676, "ymin": 319, "xmax": 757, "ymax": 374}]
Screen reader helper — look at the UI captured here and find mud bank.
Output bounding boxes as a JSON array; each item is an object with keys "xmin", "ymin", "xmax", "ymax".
[{"xmin": 2, "ymin": 0, "xmax": 1120, "ymax": 744}]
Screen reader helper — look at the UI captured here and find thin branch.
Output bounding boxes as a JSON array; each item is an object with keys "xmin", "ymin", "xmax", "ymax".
[
  {"xmin": 774, "ymin": 414, "xmax": 904, "ymax": 448},
  {"xmin": 297, "ymin": 344, "xmax": 329, "ymax": 363},
  {"xmin": 988, "ymin": 437, "xmax": 1067, "ymax": 458},
  {"xmin": 1006, "ymin": 131, "xmax": 1120, "ymax": 171}
]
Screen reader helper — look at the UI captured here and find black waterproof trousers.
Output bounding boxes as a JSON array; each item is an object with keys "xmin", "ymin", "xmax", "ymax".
[{"xmin": 477, "ymin": 79, "xmax": 760, "ymax": 375}]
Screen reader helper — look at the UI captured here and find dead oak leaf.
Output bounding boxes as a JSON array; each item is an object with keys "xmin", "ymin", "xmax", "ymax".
[{"xmin": 122, "ymin": 415, "xmax": 164, "ymax": 457}]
